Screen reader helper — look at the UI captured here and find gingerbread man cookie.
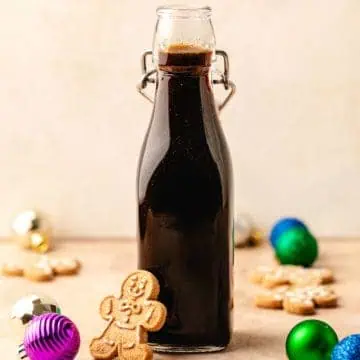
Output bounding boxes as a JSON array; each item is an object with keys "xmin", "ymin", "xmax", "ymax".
[
  {"xmin": 250, "ymin": 265, "xmax": 334, "ymax": 289},
  {"xmin": 1, "ymin": 262, "xmax": 24, "ymax": 277},
  {"xmin": 23, "ymin": 257, "xmax": 54, "ymax": 282},
  {"xmin": 255, "ymin": 285, "xmax": 338, "ymax": 315},
  {"xmin": 49, "ymin": 257, "xmax": 81, "ymax": 275},
  {"xmin": 90, "ymin": 270, "xmax": 167, "ymax": 360},
  {"xmin": 1, "ymin": 256, "xmax": 81, "ymax": 282}
]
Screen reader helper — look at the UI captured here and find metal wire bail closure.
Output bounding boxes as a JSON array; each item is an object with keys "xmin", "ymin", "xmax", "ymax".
[{"xmin": 137, "ymin": 50, "xmax": 236, "ymax": 111}]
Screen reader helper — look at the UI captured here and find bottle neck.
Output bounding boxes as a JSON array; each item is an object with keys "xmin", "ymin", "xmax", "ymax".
[
  {"xmin": 152, "ymin": 68, "xmax": 217, "ymax": 141},
  {"xmin": 157, "ymin": 67, "xmax": 212, "ymax": 92}
]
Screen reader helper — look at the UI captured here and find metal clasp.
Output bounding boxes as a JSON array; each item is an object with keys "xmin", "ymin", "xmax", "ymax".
[{"xmin": 137, "ymin": 49, "xmax": 236, "ymax": 111}]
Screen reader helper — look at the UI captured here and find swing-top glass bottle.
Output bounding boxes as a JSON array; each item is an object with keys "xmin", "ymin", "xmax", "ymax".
[{"xmin": 137, "ymin": 5, "xmax": 235, "ymax": 353}]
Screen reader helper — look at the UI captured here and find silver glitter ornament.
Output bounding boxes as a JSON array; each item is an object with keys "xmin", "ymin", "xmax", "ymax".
[{"xmin": 10, "ymin": 294, "xmax": 61, "ymax": 342}]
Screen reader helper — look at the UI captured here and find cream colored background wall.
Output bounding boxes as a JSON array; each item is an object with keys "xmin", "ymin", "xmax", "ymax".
[{"xmin": 0, "ymin": 0, "xmax": 359, "ymax": 237}]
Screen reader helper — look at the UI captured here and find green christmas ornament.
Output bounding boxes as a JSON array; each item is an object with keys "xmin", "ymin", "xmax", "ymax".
[
  {"xmin": 275, "ymin": 226, "xmax": 318, "ymax": 267},
  {"xmin": 286, "ymin": 319, "xmax": 338, "ymax": 360}
]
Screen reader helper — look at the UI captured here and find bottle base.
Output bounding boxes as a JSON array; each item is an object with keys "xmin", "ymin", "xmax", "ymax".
[{"xmin": 151, "ymin": 343, "xmax": 226, "ymax": 354}]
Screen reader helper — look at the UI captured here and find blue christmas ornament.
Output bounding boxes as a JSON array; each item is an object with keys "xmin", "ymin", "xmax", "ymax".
[
  {"xmin": 331, "ymin": 334, "xmax": 360, "ymax": 360},
  {"xmin": 269, "ymin": 217, "xmax": 307, "ymax": 248}
]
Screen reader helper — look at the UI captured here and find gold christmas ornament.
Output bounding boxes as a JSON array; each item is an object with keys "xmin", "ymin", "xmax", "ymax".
[
  {"xmin": 11, "ymin": 210, "xmax": 52, "ymax": 253},
  {"xmin": 234, "ymin": 214, "xmax": 264, "ymax": 248},
  {"xmin": 10, "ymin": 294, "xmax": 61, "ymax": 342},
  {"xmin": 247, "ymin": 228, "xmax": 265, "ymax": 247},
  {"xmin": 234, "ymin": 213, "xmax": 253, "ymax": 247}
]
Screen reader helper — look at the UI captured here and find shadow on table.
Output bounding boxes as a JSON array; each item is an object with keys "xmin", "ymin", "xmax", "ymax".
[{"xmin": 227, "ymin": 329, "xmax": 282, "ymax": 353}]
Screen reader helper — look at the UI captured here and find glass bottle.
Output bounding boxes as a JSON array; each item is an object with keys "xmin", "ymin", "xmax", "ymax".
[{"xmin": 137, "ymin": 5, "xmax": 235, "ymax": 353}]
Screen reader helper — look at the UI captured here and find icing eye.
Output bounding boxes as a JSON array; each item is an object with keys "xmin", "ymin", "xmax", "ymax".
[
  {"xmin": 129, "ymin": 278, "xmax": 138, "ymax": 287},
  {"xmin": 119, "ymin": 301, "xmax": 128, "ymax": 310},
  {"xmin": 132, "ymin": 304, "xmax": 142, "ymax": 314},
  {"xmin": 139, "ymin": 279, "xmax": 147, "ymax": 288}
]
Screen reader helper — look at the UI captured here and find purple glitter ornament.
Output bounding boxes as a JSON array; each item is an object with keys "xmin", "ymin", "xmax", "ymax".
[{"xmin": 23, "ymin": 313, "xmax": 80, "ymax": 360}]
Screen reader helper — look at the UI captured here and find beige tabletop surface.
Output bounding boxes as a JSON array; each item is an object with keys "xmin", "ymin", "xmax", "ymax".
[{"xmin": 0, "ymin": 237, "xmax": 358, "ymax": 359}]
